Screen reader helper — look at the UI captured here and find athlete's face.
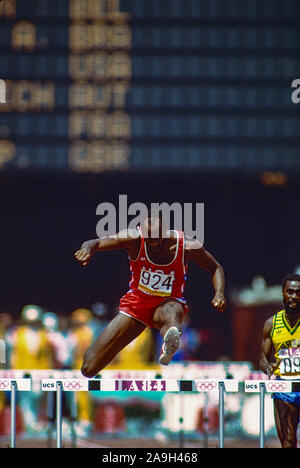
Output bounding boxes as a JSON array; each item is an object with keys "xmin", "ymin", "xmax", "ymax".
[
  {"xmin": 283, "ymin": 280, "xmax": 300, "ymax": 314},
  {"xmin": 142, "ymin": 217, "xmax": 165, "ymax": 253},
  {"xmin": 146, "ymin": 237, "xmax": 165, "ymax": 253}
]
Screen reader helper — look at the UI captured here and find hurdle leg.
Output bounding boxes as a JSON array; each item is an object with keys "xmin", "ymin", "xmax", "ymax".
[
  {"xmin": 70, "ymin": 391, "xmax": 77, "ymax": 448},
  {"xmin": 259, "ymin": 383, "xmax": 265, "ymax": 448},
  {"xmin": 179, "ymin": 392, "xmax": 184, "ymax": 448},
  {"xmin": 10, "ymin": 381, "xmax": 17, "ymax": 448},
  {"xmin": 203, "ymin": 392, "xmax": 209, "ymax": 449},
  {"xmin": 218, "ymin": 382, "xmax": 225, "ymax": 448},
  {"xmin": 56, "ymin": 381, "xmax": 63, "ymax": 448},
  {"xmin": 47, "ymin": 391, "xmax": 55, "ymax": 448}
]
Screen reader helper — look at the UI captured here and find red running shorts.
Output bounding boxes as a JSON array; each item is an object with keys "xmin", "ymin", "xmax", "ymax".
[{"xmin": 119, "ymin": 290, "xmax": 188, "ymax": 329}]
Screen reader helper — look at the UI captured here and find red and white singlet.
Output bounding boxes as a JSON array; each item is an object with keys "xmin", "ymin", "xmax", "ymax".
[{"xmin": 119, "ymin": 227, "xmax": 188, "ymax": 328}]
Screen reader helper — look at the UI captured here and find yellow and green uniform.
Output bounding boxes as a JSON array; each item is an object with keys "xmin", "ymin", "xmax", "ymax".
[
  {"xmin": 10, "ymin": 327, "xmax": 54, "ymax": 369},
  {"xmin": 70, "ymin": 325, "xmax": 94, "ymax": 424},
  {"xmin": 271, "ymin": 309, "xmax": 300, "ymax": 379}
]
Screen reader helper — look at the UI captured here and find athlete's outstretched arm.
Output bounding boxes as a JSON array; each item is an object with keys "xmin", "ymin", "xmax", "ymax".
[
  {"xmin": 74, "ymin": 229, "xmax": 139, "ymax": 266},
  {"xmin": 259, "ymin": 317, "xmax": 279, "ymax": 377},
  {"xmin": 184, "ymin": 238, "xmax": 226, "ymax": 313}
]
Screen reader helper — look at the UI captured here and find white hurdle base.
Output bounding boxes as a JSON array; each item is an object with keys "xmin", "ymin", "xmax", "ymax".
[{"xmin": 41, "ymin": 378, "xmax": 238, "ymax": 448}]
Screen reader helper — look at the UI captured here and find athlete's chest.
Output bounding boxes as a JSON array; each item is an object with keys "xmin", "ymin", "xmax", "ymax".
[
  {"xmin": 145, "ymin": 240, "xmax": 178, "ymax": 265},
  {"xmin": 272, "ymin": 318, "xmax": 300, "ymax": 349}
]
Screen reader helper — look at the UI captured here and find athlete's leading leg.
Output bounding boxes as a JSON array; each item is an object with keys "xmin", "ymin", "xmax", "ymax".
[
  {"xmin": 273, "ymin": 398, "xmax": 299, "ymax": 448},
  {"xmin": 152, "ymin": 300, "xmax": 184, "ymax": 365},
  {"xmin": 81, "ymin": 314, "xmax": 146, "ymax": 377}
]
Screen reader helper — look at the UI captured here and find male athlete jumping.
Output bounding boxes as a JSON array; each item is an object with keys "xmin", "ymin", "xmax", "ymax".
[
  {"xmin": 74, "ymin": 216, "xmax": 226, "ymax": 377},
  {"xmin": 259, "ymin": 273, "xmax": 300, "ymax": 448}
]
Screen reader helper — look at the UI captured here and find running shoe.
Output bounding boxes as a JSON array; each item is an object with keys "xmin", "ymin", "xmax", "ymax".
[{"xmin": 159, "ymin": 326, "xmax": 181, "ymax": 365}]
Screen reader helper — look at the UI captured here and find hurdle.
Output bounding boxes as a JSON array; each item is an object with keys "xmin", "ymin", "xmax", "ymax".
[
  {"xmin": 244, "ymin": 380, "xmax": 300, "ymax": 448},
  {"xmin": 41, "ymin": 378, "xmax": 238, "ymax": 448},
  {"xmin": 0, "ymin": 378, "xmax": 31, "ymax": 448}
]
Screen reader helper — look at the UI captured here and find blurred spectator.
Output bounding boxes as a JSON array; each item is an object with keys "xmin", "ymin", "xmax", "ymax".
[
  {"xmin": 0, "ymin": 312, "xmax": 13, "ymax": 418},
  {"xmin": 6, "ymin": 305, "xmax": 55, "ymax": 434},
  {"xmin": 68, "ymin": 308, "xmax": 95, "ymax": 436},
  {"xmin": 57, "ymin": 315, "xmax": 74, "ymax": 369},
  {"xmin": 90, "ymin": 302, "xmax": 110, "ymax": 336},
  {"xmin": 113, "ymin": 327, "xmax": 156, "ymax": 369},
  {"xmin": 0, "ymin": 312, "xmax": 13, "ymax": 338},
  {"xmin": 42, "ymin": 311, "xmax": 72, "ymax": 369},
  {"xmin": 0, "ymin": 312, "xmax": 13, "ymax": 367},
  {"xmin": 7, "ymin": 305, "xmax": 55, "ymax": 370},
  {"xmin": 69, "ymin": 308, "xmax": 93, "ymax": 369}
]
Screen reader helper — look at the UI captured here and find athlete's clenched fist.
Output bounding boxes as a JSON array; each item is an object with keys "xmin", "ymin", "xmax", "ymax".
[{"xmin": 74, "ymin": 248, "xmax": 92, "ymax": 266}]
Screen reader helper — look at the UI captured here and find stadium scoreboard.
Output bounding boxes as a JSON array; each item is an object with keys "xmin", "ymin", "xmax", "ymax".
[{"xmin": 0, "ymin": 0, "xmax": 299, "ymax": 173}]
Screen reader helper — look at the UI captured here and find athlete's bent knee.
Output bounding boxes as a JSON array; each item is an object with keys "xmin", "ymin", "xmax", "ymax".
[
  {"xmin": 162, "ymin": 302, "xmax": 183, "ymax": 326},
  {"xmin": 81, "ymin": 350, "xmax": 99, "ymax": 378}
]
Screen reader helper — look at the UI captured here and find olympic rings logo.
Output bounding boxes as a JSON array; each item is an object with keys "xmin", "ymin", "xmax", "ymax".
[
  {"xmin": 196, "ymin": 380, "xmax": 218, "ymax": 391},
  {"xmin": 265, "ymin": 382, "xmax": 289, "ymax": 392},
  {"xmin": 63, "ymin": 381, "xmax": 83, "ymax": 391},
  {"xmin": 0, "ymin": 380, "xmax": 10, "ymax": 389}
]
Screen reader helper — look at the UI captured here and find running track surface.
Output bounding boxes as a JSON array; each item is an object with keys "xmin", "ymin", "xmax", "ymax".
[{"xmin": 0, "ymin": 437, "xmax": 283, "ymax": 448}]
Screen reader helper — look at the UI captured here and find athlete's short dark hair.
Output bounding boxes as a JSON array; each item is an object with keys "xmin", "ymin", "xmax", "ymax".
[{"xmin": 282, "ymin": 273, "xmax": 300, "ymax": 288}]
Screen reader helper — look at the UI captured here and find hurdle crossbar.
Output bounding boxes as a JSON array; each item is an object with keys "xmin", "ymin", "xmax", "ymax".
[
  {"xmin": 41, "ymin": 378, "xmax": 238, "ymax": 448},
  {"xmin": 0, "ymin": 378, "xmax": 31, "ymax": 448},
  {"xmin": 41, "ymin": 378, "xmax": 238, "ymax": 393}
]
